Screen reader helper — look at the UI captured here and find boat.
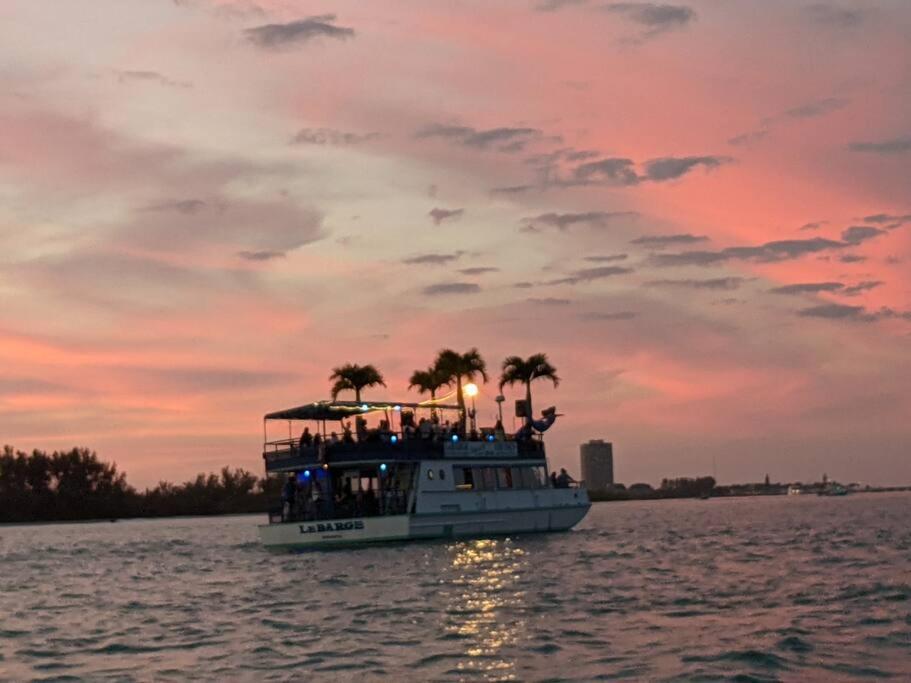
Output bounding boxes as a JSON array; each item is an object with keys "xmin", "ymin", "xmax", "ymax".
[
  {"xmin": 787, "ymin": 485, "xmax": 803, "ymax": 495},
  {"xmin": 257, "ymin": 399, "xmax": 590, "ymax": 550}
]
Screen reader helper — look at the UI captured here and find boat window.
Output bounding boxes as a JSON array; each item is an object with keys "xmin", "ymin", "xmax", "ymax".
[
  {"xmin": 427, "ymin": 468, "xmax": 434, "ymax": 480},
  {"xmin": 455, "ymin": 467, "xmax": 474, "ymax": 490},
  {"xmin": 482, "ymin": 467, "xmax": 497, "ymax": 490},
  {"xmin": 497, "ymin": 467, "xmax": 513, "ymax": 489},
  {"xmin": 439, "ymin": 468, "xmax": 446, "ymax": 480},
  {"xmin": 471, "ymin": 467, "xmax": 486, "ymax": 490}
]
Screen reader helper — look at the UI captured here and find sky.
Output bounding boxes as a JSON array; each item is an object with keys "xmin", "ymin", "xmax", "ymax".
[{"xmin": 1, "ymin": 0, "xmax": 910, "ymax": 488}]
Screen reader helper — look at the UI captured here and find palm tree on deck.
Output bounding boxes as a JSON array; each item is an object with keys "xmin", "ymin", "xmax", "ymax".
[
  {"xmin": 434, "ymin": 348, "xmax": 488, "ymax": 433},
  {"xmin": 499, "ymin": 353, "xmax": 559, "ymax": 423},
  {"xmin": 408, "ymin": 366, "xmax": 450, "ymax": 420},
  {"xmin": 329, "ymin": 363, "xmax": 386, "ymax": 403}
]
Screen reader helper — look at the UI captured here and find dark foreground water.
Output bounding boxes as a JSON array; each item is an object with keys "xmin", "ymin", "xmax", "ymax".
[{"xmin": 2, "ymin": 493, "xmax": 910, "ymax": 682}]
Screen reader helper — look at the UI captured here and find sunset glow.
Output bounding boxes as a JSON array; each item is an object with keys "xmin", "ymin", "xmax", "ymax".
[{"xmin": 2, "ymin": 0, "xmax": 909, "ymax": 487}]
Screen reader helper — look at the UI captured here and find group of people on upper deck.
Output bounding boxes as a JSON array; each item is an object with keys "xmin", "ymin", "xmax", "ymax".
[{"xmin": 297, "ymin": 412, "xmax": 509, "ymax": 452}]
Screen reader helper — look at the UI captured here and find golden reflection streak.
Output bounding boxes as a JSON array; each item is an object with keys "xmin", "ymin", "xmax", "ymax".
[{"xmin": 442, "ymin": 538, "xmax": 528, "ymax": 681}]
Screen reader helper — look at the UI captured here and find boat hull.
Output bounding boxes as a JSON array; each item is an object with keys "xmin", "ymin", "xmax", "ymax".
[{"xmin": 258, "ymin": 503, "xmax": 591, "ymax": 551}]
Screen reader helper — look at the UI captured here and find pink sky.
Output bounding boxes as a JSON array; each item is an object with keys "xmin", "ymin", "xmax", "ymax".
[{"xmin": 1, "ymin": 0, "xmax": 909, "ymax": 487}]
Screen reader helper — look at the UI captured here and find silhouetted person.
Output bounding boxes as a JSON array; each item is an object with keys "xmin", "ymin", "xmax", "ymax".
[
  {"xmin": 282, "ymin": 475, "xmax": 297, "ymax": 521},
  {"xmin": 300, "ymin": 427, "xmax": 313, "ymax": 449},
  {"xmin": 550, "ymin": 471, "xmax": 558, "ymax": 488},
  {"xmin": 555, "ymin": 468, "xmax": 574, "ymax": 489}
]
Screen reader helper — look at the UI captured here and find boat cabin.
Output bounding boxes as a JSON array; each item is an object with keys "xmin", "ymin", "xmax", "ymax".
[{"xmin": 262, "ymin": 399, "xmax": 552, "ymax": 525}]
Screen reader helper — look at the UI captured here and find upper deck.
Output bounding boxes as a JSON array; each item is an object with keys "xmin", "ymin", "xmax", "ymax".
[{"xmin": 262, "ymin": 399, "xmax": 545, "ymax": 473}]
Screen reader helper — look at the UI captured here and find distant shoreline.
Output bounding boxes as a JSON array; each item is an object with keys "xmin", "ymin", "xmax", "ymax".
[{"xmin": 589, "ymin": 486, "xmax": 911, "ymax": 503}]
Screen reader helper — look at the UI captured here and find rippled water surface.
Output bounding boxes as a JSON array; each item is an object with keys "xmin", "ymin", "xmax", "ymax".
[{"xmin": 2, "ymin": 493, "xmax": 911, "ymax": 681}]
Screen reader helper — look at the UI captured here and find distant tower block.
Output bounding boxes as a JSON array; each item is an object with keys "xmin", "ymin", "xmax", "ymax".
[{"xmin": 580, "ymin": 440, "xmax": 614, "ymax": 491}]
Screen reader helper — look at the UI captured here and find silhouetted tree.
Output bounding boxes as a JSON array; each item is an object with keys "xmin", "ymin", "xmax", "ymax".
[
  {"xmin": 329, "ymin": 363, "xmax": 386, "ymax": 403},
  {"xmin": 408, "ymin": 365, "xmax": 450, "ymax": 420},
  {"xmin": 499, "ymin": 353, "xmax": 559, "ymax": 422},
  {"xmin": 434, "ymin": 348, "xmax": 488, "ymax": 433}
]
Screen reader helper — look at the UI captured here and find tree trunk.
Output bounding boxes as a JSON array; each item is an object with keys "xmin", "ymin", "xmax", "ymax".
[
  {"xmin": 455, "ymin": 375, "xmax": 465, "ymax": 434},
  {"xmin": 355, "ymin": 388, "xmax": 361, "ymax": 403},
  {"xmin": 525, "ymin": 383, "xmax": 533, "ymax": 424}
]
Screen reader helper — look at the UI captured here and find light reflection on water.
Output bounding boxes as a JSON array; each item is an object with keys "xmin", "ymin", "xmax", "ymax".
[{"xmin": 443, "ymin": 539, "xmax": 527, "ymax": 679}]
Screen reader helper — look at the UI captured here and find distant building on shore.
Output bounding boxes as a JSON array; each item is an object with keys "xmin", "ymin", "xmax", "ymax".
[{"xmin": 580, "ymin": 440, "xmax": 614, "ymax": 491}]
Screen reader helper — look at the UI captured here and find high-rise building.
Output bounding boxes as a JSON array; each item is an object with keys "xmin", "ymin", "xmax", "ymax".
[{"xmin": 580, "ymin": 440, "xmax": 614, "ymax": 491}]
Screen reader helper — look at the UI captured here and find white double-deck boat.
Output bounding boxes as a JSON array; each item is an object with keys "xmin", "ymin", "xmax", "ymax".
[{"xmin": 258, "ymin": 399, "xmax": 590, "ymax": 550}]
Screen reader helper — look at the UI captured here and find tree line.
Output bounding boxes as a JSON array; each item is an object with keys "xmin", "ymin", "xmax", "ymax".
[{"xmin": 0, "ymin": 446, "xmax": 281, "ymax": 523}]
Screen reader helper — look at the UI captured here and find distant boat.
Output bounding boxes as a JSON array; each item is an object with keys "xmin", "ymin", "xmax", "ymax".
[
  {"xmin": 787, "ymin": 486, "xmax": 804, "ymax": 496},
  {"xmin": 818, "ymin": 483, "xmax": 848, "ymax": 496}
]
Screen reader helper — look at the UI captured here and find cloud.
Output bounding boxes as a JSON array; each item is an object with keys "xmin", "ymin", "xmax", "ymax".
[
  {"xmin": 863, "ymin": 213, "xmax": 911, "ymax": 226},
  {"xmin": 422, "ymin": 282, "xmax": 481, "ymax": 295},
  {"xmin": 642, "ymin": 155, "xmax": 732, "ymax": 181},
  {"xmin": 490, "ymin": 185, "xmax": 533, "ymax": 195},
  {"xmin": 841, "ymin": 225, "xmax": 886, "ymax": 244},
  {"xmin": 546, "ymin": 265, "xmax": 634, "ymax": 285},
  {"xmin": 601, "ymin": 3, "xmax": 697, "ymax": 35},
  {"xmin": 140, "ymin": 198, "xmax": 207, "ymax": 214},
  {"xmin": 584, "ymin": 254, "xmax": 628, "ymax": 262},
  {"xmin": 428, "ymin": 207, "xmax": 464, "ymax": 225},
  {"xmin": 570, "ymin": 157, "xmax": 639, "ymax": 185},
  {"xmin": 114, "ymin": 70, "xmax": 191, "ymax": 88},
  {"xmin": 127, "ymin": 198, "xmax": 325, "ymax": 254},
  {"xmin": 630, "ymin": 233, "xmax": 708, "ymax": 247},
  {"xmin": 522, "ymin": 210, "xmax": 637, "ymax": 231},
  {"xmin": 290, "ymin": 128, "xmax": 378, "ymax": 145},
  {"xmin": 646, "ymin": 277, "xmax": 745, "ymax": 290},
  {"xmin": 513, "ymin": 281, "xmax": 534, "ymax": 289},
  {"xmin": 580, "ymin": 311, "xmax": 637, "ymax": 320},
  {"xmin": 849, "ymin": 136, "xmax": 911, "ymax": 155},
  {"xmin": 784, "ymin": 97, "xmax": 849, "ymax": 119},
  {"xmin": 839, "ymin": 254, "xmax": 867, "ymax": 263},
  {"xmin": 416, "ymin": 124, "xmax": 541, "ymax": 152},
  {"xmin": 651, "ymin": 236, "xmax": 848, "ymax": 266},
  {"xmin": 799, "ymin": 221, "xmax": 825, "ymax": 231},
  {"xmin": 841, "ymin": 281, "xmax": 882, "ymax": 297},
  {"xmin": 403, "ymin": 252, "xmax": 464, "ymax": 265},
  {"xmin": 237, "ymin": 249, "xmax": 285, "ymax": 261},
  {"xmin": 244, "ymin": 15, "xmax": 355, "ymax": 49},
  {"xmin": 536, "ymin": 0, "xmax": 588, "ymax": 10},
  {"xmin": 727, "ymin": 129, "xmax": 769, "ymax": 147},
  {"xmin": 805, "ymin": 4, "xmax": 867, "ymax": 28},
  {"xmin": 527, "ymin": 297, "xmax": 572, "ymax": 305},
  {"xmin": 458, "ymin": 267, "xmax": 500, "ymax": 275},
  {"xmin": 797, "ymin": 303, "xmax": 874, "ymax": 321},
  {"xmin": 769, "ymin": 282, "xmax": 844, "ymax": 295}
]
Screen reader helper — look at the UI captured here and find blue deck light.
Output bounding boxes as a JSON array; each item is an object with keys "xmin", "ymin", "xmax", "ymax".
[
  {"xmin": 391, "ymin": 434, "xmax": 398, "ymax": 444},
  {"xmin": 361, "ymin": 403, "xmax": 369, "ymax": 411},
  {"xmin": 379, "ymin": 463, "xmax": 388, "ymax": 473},
  {"xmin": 451, "ymin": 434, "xmax": 459, "ymax": 443},
  {"xmin": 487, "ymin": 434, "xmax": 495, "ymax": 442}
]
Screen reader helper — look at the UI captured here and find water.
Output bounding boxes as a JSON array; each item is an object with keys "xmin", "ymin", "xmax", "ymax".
[{"xmin": 2, "ymin": 493, "xmax": 910, "ymax": 681}]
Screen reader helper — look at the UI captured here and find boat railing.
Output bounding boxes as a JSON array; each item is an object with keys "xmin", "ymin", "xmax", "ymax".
[{"xmin": 263, "ymin": 431, "xmax": 544, "ymax": 466}]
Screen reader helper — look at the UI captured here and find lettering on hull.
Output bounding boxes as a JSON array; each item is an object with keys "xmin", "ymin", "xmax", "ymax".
[{"xmin": 298, "ymin": 520, "xmax": 365, "ymax": 535}]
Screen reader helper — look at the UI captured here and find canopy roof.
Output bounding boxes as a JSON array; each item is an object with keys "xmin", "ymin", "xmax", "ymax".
[{"xmin": 264, "ymin": 400, "xmax": 460, "ymax": 421}]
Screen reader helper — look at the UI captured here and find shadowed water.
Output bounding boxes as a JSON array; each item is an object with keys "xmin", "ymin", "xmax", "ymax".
[{"xmin": 2, "ymin": 493, "xmax": 910, "ymax": 681}]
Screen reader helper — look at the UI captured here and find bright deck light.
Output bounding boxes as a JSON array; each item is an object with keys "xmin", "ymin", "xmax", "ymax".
[
  {"xmin": 451, "ymin": 434, "xmax": 459, "ymax": 443},
  {"xmin": 463, "ymin": 383, "xmax": 479, "ymax": 397},
  {"xmin": 391, "ymin": 435, "xmax": 398, "ymax": 444},
  {"xmin": 379, "ymin": 463, "xmax": 388, "ymax": 473}
]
